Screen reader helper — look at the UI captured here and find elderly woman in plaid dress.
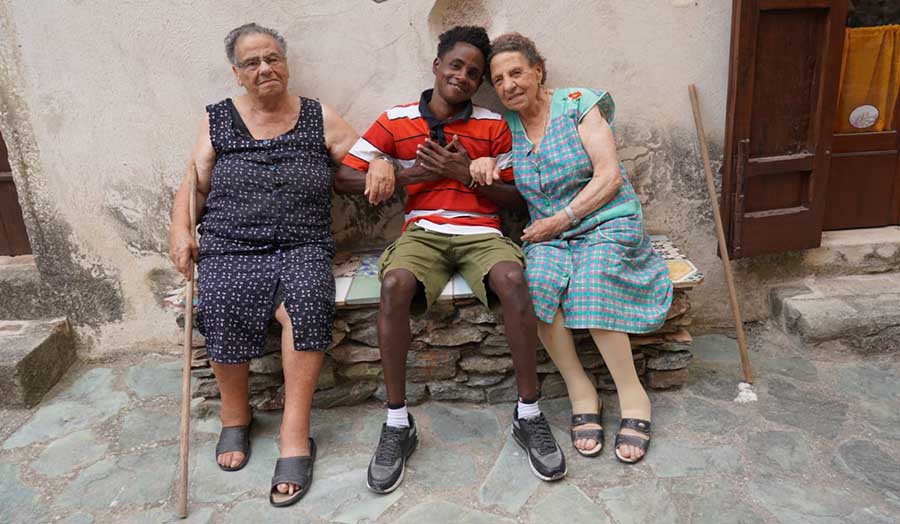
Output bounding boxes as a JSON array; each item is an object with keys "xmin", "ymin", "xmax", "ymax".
[{"xmin": 472, "ymin": 33, "xmax": 673, "ymax": 463}]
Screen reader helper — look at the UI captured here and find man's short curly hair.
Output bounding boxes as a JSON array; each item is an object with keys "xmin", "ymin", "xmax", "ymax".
[
  {"xmin": 437, "ymin": 25, "xmax": 491, "ymax": 66},
  {"xmin": 489, "ymin": 32, "xmax": 547, "ymax": 84}
]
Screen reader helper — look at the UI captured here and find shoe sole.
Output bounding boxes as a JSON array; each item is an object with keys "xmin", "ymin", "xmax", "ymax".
[
  {"xmin": 366, "ymin": 435, "xmax": 418, "ymax": 494},
  {"xmin": 511, "ymin": 427, "xmax": 567, "ymax": 481}
]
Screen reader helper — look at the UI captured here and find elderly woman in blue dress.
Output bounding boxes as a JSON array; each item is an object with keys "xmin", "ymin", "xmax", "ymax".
[
  {"xmin": 169, "ymin": 23, "xmax": 392, "ymax": 505},
  {"xmin": 472, "ymin": 33, "xmax": 673, "ymax": 463}
]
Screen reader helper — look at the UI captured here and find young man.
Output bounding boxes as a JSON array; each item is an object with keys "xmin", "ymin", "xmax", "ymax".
[{"xmin": 335, "ymin": 25, "xmax": 565, "ymax": 493}]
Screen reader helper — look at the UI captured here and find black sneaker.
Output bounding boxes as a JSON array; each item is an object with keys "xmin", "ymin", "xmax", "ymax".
[
  {"xmin": 512, "ymin": 407, "xmax": 566, "ymax": 481},
  {"xmin": 366, "ymin": 413, "xmax": 418, "ymax": 494}
]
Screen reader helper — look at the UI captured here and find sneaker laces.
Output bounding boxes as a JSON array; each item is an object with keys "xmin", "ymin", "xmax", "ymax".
[
  {"xmin": 523, "ymin": 414, "xmax": 557, "ymax": 455},
  {"xmin": 374, "ymin": 425, "xmax": 405, "ymax": 466}
]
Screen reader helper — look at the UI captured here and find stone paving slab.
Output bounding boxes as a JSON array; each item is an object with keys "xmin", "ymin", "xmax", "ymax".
[
  {"xmin": 748, "ymin": 478, "xmax": 854, "ymax": 523},
  {"xmin": 685, "ymin": 487, "xmax": 766, "ymax": 524},
  {"xmin": 645, "ymin": 440, "xmax": 743, "ymax": 478},
  {"xmin": 0, "ymin": 462, "xmax": 43, "ymax": 524},
  {"xmin": 1, "ymin": 327, "xmax": 898, "ymax": 523},
  {"xmin": 745, "ymin": 430, "xmax": 809, "ymax": 472},
  {"xmin": 478, "ymin": 434, "xmax": 541, "ymax": 514},
  {"xmin": 30, "ymin": 428, "xmax": 108, "ymax": 476},
  {"xmin": 598, "ymin": 479, "xmax": 677, "ymax": 524},
  {"xmin": 56, "ymin": 445, "xmax": 178, "ymax": 510},
  {"xmin": 124, "ymin": 506, "xmax": 214, "ymax": 524},
  {"xmin": 3, "ymin": 367, "xmax": 128, "ymax": 449},
  {"xmin": 393, "ymin": 500, "xmax": 514, "ymax": 524},
  {"xmin": 532, "ymin": 484, "xmax": 608, "ymax": 524}
]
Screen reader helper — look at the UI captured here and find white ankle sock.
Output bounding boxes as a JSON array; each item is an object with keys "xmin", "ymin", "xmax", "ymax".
[
  {"xmin": 517, "ymin": 399, "xmax": 541, "ymax": 420},
  {"xmin": 386, "ymin": 404, "xmax": 409, "ymax": 428}
]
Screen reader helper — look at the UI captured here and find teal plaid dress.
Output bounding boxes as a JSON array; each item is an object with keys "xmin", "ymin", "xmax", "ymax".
[{"xmin": 507, "ymin": 88, "xmax": 673, "ymax": 331}]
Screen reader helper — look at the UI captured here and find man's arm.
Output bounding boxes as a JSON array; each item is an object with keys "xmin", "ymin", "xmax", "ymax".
[
  {"xmin": 473, "ymin": 122, "xmax": 527, "ymax": 212},
  {"xmin": 473, "ymin": 178, "xmax": 527, "ymax": 212},
  {"xmin": 335, "ymin": 162, "xmax": 439, "ymax": 195}
]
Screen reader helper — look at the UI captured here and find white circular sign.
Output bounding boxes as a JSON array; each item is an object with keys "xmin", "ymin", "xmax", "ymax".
[{"xmin": 849, "ymin": 105, "xmax": 879, "ymax": 129}]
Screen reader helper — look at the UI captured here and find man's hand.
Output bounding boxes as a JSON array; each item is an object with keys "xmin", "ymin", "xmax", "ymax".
[
  {"xmin": 469, "ymin": 157, "xmax": 501, "ymax": 186},
  {"xmin": 169, "ymin": 228, "xmax": 199, "ymax": 279},
  {"xmin": 521, "ymin": 213, "xmax": 570, "ymax": 243},
  {"xmin": 416, "ymin": 136, "xmax": 472, "ymax": 185},
  {"xmin": 364, "ymin": 157, "xmax": 396, "ymax": 205}
]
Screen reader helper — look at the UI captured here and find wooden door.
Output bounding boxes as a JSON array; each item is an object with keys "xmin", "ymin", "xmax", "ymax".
[
  {"xmin": 0, "ymin": 130, "xmax": 32, "ymax": 256},
  {"xmin": 722, "ymin": 0, "xmax": 848, "ymax": 258},
  {"xmin": 823, "ymin": 3, "xmax": 900, "ymax": 229}
]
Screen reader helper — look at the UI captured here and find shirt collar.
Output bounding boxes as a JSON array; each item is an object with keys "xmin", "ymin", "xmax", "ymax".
[{"xmin": 418, "ymin": 88, "xmax": 473, "ymax": 129}]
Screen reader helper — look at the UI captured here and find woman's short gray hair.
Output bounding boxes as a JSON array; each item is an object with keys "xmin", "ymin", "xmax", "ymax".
[
  {"xmin": 489, "ymin": 32, "xmax": 547, "ymax": 84},
  {"xmin": 224, "ymin": 23, "xmax": 287, "ymax": 65}
]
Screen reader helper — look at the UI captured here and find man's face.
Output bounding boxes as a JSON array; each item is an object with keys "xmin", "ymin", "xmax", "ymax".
[{"xmin": 432, "ymin": 42, "xmax": 485, "ymax": 106}]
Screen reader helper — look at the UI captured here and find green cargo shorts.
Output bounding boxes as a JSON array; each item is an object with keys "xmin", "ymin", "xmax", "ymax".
[{"xmin": 378, "ymin": 224, "xmax": 526, "ymax": 314}]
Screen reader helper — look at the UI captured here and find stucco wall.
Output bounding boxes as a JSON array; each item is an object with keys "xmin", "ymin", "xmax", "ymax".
[{"xmin": 0, "ymin": 0, "xmax": 743, "ymax": 357}]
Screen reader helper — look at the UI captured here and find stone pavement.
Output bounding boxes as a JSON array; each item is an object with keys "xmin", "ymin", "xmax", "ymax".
[{"xmin": 1, "ymin": 326, "xmax": 898, "ymax": 524}]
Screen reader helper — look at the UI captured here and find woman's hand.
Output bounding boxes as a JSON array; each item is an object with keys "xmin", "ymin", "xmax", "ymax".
[
  {"xmin": 416, "ymin": 137, "xmax": 472, "ymax": 185},
  {"xmin": 470, "ymin": 157, "xmax": 501, "ymax": 186},
  {"xmin": 169, "ymin": 228, "xmax": 199, "ymax": 279},
  {"xmin": 364, "ymin": 157, "xmax": 396, "ymax": 205},
  {"xmin": 521, "ymin": 212, "xmax": 570, "ymax": 243}
]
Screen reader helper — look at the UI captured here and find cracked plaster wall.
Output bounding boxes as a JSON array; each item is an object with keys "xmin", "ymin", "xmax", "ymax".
[{"xmin": 0, "ymin": 0, "xmax": 758, "ymax": 357}]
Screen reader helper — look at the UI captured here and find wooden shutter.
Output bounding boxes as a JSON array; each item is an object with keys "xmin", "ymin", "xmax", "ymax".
[
  {"xmin": 0, "ymin": 130, "xmax": 32, "ymax": 256},
  {"xmin": 722, "ymin": 0, "xmax": 848, "ymax": 258}
]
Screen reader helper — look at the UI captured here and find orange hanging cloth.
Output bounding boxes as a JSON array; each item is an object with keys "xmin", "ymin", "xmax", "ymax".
[{"xmin": 834, "ymin": 24, "xmax": 900, "ymax": 133}]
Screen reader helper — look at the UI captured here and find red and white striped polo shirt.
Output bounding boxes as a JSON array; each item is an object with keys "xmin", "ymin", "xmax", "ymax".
[{"xmin": 343, "ymin": 90, "xmax": 514, "ymax": 234}]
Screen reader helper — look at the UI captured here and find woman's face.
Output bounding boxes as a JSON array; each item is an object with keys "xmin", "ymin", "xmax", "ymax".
[
  {"xmin": 489, "ymin": 51, "xmax": 543, "ymax": 112},
  {"xmin": 231, "ymin": 33, "xmax": 290, "ymax": 98}
]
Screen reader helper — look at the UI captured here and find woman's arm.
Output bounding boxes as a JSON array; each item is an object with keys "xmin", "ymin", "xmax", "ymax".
[
  {"xmin": 521, "ymin": 106, "xmax": 622, "ymax": 242},
  {"xmin": 324, "ymin": 103, "xmax": 397, "ymax": 204},
  {"xmin": 566, "ymin": 106, "xmax": 623, "ymax": 218},
  {"xmin": 169, "ymin": 114, "xmax": 215, "ymax": 278},
  {"xmin": 322, "ymin": 103, "xmax": 359, "ymax": 165}
]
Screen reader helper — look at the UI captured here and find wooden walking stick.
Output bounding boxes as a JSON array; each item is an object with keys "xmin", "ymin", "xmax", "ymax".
[
  {"xmin": 688, "ymin": 84, "xmax": 753, "ymax": 385},
  {"xmin": 177, "ymin": 163, "xmax": 199, "ymax": 518}
]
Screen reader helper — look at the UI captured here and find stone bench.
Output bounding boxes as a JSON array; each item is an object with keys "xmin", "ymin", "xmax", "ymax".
[{"xmin": 176, "ymin": 235, "xmax": 703, "ymax": 409}]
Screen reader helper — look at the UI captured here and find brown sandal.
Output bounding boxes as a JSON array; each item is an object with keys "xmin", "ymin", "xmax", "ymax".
[
  {"xmin": 614, "ymin": 418, "xmax": 651, "ymax": 464},
  {"xmin": 570, "ymin": 413, "xmax": 604, "ymax": 457}
]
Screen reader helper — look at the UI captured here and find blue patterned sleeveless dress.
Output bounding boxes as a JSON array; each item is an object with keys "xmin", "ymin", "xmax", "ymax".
[
  {"xmin": 507, "ymin": 88, "xmax": 672, "ymax": 332},
  {"xmin": 197, "ymin": 97, "xmax": 335, "ymax": 364}
]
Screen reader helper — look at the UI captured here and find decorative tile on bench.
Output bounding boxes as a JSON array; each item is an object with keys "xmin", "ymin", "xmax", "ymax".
[
  {"xmin": 345, "ymin": 275, "xmax": 381, "ymax": 305},
  {"xmin": 451, "ymin": 273, "xmax": 475, "ymax": 299},
  {"xmin": 438, "ymin": 279, "xmax": 454, "ymax": 302},
  {"xmin": 650, "ymin": 235, "xmax": 704, "ymax": 288},
  {"xmin": 334, "ymin": 276, "xmax": 353, "ymax": 306}
]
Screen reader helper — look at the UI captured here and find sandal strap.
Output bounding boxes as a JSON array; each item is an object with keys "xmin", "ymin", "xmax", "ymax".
[
  {"xmin": 614, "ymin": 433, "xmax": 650, "ymax": 451},
  {"xmin": 270, "ymin": 439, "xmax": 316, "ymax": 489},
  {"xmin": 619, "ymin": 418, "xmax": 651, "ymax": 436},
  {"xmin": 571, "ymin": 427, "xmax": 604, "ymax": 441},
  {"xmin": 216, "ymin": 424, "xmax": 251, "ymax": 456},
  {"xmin": 571, "ymin": 413, "xmax": 602, "ymax": 426}
]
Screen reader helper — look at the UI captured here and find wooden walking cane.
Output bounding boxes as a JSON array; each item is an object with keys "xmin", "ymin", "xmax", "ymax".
[
  {"xmin": 177, "ymin": 163, "xmax": 199, "ymax": 518},
  {"xmin": 688, "ymin": 84, "xmax": 753, "ymax": 384}
]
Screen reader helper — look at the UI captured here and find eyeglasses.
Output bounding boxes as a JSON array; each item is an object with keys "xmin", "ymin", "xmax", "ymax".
[{"xmin": 236, "ymin": 54, "xmax": 285, "ymax": 71}]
